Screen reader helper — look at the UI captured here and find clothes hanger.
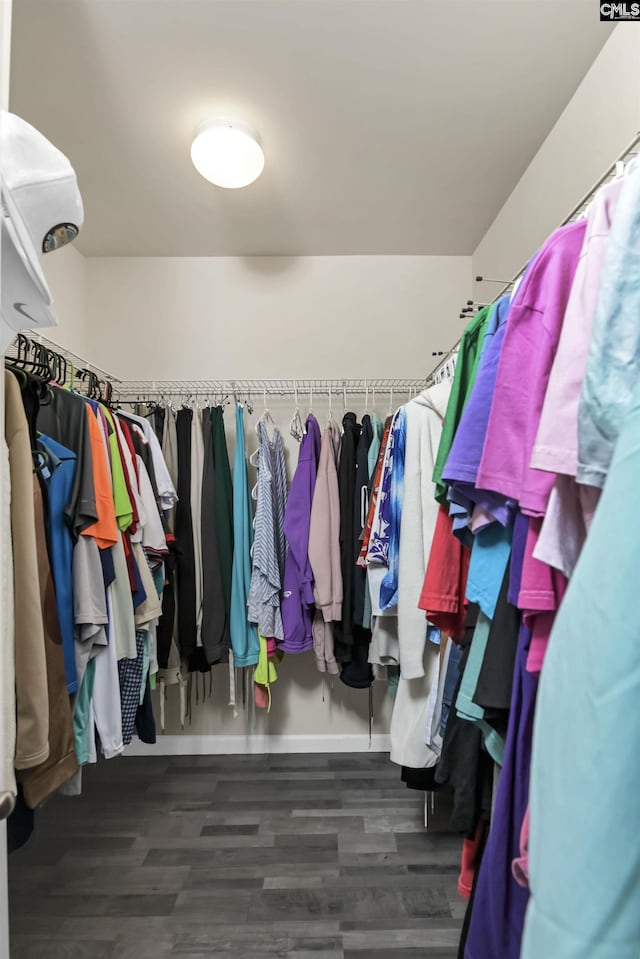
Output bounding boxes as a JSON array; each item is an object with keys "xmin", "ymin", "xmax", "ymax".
[
  {"xmin": 4, "ymin": 362, "xmax": 27, "ymax": 388},
  {"xmin": 363, "ymin": 380, "xmax": 369, "ymax": 416},
  {"xmin": 12, "ymin": 333, "xmax": 29, "ymax": 369},
  {"xmin": 32, "ymin": 446, "xmax": 51, "ymax": 475},
  {"xmin": 289, "ymin": 380, "xmax": 305, "ymax": 442},
  {"xmin": 257, "ymin": 388, "xmax": 275, "ymax": 435},
  {"xmin": 327, "ymin": 386, "xmax": 334, "ymax": 427},
  {"xmin": 388, "ymin": 387, "xmax": 394, "ymax": 416}
]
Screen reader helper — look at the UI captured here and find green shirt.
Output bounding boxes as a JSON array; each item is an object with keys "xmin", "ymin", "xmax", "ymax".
[
  {"xmin": 432, "ymin": 306, "xmax": 490, "ymax": 505},
  {"xmin": 102, "ymin": 407, "xmax": 134, "ymax": 531}
]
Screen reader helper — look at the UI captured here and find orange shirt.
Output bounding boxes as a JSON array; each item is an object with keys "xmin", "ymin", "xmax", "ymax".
[{"xmin": 81, "ymin": 405, "xmax": 119, "ymax": 549}]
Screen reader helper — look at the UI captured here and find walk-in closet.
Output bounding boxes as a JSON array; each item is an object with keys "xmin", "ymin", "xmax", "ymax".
[{"xmin": 1, "ymin": 3, "xmax": 640, "ymax": 957}]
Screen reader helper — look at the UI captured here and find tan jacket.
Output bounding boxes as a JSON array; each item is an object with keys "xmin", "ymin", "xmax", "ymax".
[
  {"xmin": 308, "ymin": 421, "xmax": 343, "ymax": 622},
  {"xmin": 19, "ymin": 477, "xmax": 78, "ymax": 807},
  {"xmin": 5, "ymin": 371, "xmax": 49, "ymax": 769}
]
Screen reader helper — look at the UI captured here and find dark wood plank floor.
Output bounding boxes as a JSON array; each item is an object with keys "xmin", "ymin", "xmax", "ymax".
[{"xmin": 8, "ymin": 753, "xmax": 464, "ymax": 958}]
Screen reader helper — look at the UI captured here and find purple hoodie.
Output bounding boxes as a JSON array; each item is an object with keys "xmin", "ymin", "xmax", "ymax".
[{"xmin": 280, "ymin": 415, "xmax": 321, "ymax": 652}]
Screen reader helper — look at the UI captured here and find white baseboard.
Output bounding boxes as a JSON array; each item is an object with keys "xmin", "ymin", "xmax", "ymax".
[{"xmin": 125, "ymin": 733, "xmax": 391, "ymax": 757}]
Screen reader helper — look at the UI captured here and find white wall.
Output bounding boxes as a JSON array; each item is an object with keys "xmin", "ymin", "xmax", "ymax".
[
  {"xmin": 473, "ymin": 25, "xmax": 640, "ymax": 298},
  {"xmin": 84, "ymin": 254, "xmax": 471, "ymax": 381},
  {"xmin": 40, "ymin": 244, "xmax": 88, "ymax": 358}
]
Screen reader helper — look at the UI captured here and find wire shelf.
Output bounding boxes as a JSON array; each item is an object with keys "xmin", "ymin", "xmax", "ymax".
[{"xmin": 114, "ymin": 377, "xmax": 429, "ymax": 402}]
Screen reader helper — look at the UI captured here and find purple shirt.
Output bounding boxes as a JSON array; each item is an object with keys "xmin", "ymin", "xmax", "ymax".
[
  {"xmin": 465, "ymin": 623, "xmax": 537, "ymax": 959},
  {"xmin": 280, "ymin": 415, "xmax": 321, "ymax": 653},
  {"xmin": 476, "ymin": 221, "xmax": 587, "ymax": 517},
  {"xmin": 508, "ymin": 510, "xmax": 529, "ymax": 606}
]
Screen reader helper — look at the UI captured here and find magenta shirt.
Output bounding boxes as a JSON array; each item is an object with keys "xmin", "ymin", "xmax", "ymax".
[
  {"xmin": 518, "ymin": 518, "xmax": 567, "ymax": 674},
  {"xmin": 476, "ymin": 220, "xmax": 587, "ymax": 517}
]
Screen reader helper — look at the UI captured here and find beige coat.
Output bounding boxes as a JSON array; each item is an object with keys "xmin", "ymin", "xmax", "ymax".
[
  {"xmin": 19, "ymin": 477, "xmax": 78, "ymax": 807},
  {"xmin": 5, "ymin": 371, "xmax": 49, "ymax": 769}
]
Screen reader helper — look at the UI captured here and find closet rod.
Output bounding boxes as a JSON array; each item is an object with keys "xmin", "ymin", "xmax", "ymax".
[
  {"xmin": 115, "ymin": 377, "xmax": 428, "ymax": 401},
  {"xmin": 6, "ymin": 332, "xmax": 120, "ymax": 383},
  {"xmin": 427, "ymin": 128, "xmax": 640, "ymax": 385}
]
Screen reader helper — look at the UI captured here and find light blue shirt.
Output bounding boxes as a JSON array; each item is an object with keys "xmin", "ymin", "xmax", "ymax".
[
  {"xmin": 522, "ymin": 376, "xmax": 640, "ymax": 959},
  {"xmin": 577, "ymin": 159, "xmax": 640, "ymax": 487}
]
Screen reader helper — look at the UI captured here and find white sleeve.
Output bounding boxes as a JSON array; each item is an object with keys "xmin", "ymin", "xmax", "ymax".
[
  {"xmin": 125, "ymin": 412, "xmax": 178, "ymax": 511},
  {"xmin": 136, "ymin": 455, "xmax": 167, "ymax": 552}
]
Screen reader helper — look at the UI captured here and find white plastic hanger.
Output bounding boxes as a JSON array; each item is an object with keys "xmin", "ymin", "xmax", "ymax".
[
  {"xmin": 256, "ymin": 388, "xmax": 275, "ymax": 436},
  {"xmin": 290, "ymin": 379, "xmax": 305, "ymax": 442}
]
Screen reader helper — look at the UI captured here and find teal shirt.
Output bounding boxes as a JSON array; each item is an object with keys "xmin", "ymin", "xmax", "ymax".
[
  {"xmin": 230, "ymin": 404, "xmax": 259, "ymax": 667},
  {"xmin": 522, "ymin": 376, "xmax": 640, "ymax": 959}
]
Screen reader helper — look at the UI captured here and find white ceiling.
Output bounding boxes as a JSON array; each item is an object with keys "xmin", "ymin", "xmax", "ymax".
[{"xmin": 10, "ymin": 0, "xmax": 611, "ymax": 258}]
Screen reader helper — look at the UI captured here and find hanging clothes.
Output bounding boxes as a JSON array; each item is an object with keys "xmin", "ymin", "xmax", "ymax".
[
  {"xmin": 230, "ymin": 403, "xmax": 259, "ymax": 668},
  {"xmin": 0, "ymin": 436, "xmax": 16, "ymax": 817},
  {"xmin": 389, "ymin": 382, "xmax": 451, "ymax": 770},
  {"xmin": 352, "ymin": 412, "xmax": 374, "ymax": 628},
  {"xmin": 341, "ymin": 412, "xmax": 374, "ymax": 689},
  {"xmin": 174, "ymin": 407, "xmax": 197, "ymax": 664},
  {"xmin": 248, "ymin": 417, "xmax": 288, "ymax": 642},
  {"xmin": 366, "ymin": 413, "xmax": 400, "ymax": 668},
  {"xmin": 190, "ymin": 407, "xmax": 206, "ymax": 667},
  {"xmin": 331, "ymin": 411, "xmax": 358, "ymax": 665},
  {"xmin": 577, "ymin": 159, "xmax": 640, "ymax": 489},
  {"xmin": 281, "ymin": 413, "xmax": 321, "ymax": 654},
  {"xmin": 36, "ymin": 384, "xmax": 98, "ymax": 535},
  {"xmin": 200, "ymin": 407, "xmax": 229, "ymax": 666},
  {"xmin": 18, "ymin": 477, "xmax": 78, "ymax": 809},
  {"xmin": 211, "ymin": 405, "xmax": 234, "ymax": 630},
  {"xmin": 432, "ymin": 306, "xmax": 490, "ymax": 505},
  {"xmin": 475, "ymin": 221, "xmax": 586, "ymax": 517},
  {"xmin": 37, "ymin": 434, "xmax": 78, "ymax": 695},
  {"xmin": 379, "ymin": 408, "xmax": 406, "ymax": 612},
  {"xmin": 522, "ymin": 377, "xmax": 640, "ymax": 959},
  {"xmin": 308, "ymin": 419, "xmax": 342, "ymax": 674},
  {"xmin": 5, "ymin": 371, "xmax": 49, "ymax": 774}
]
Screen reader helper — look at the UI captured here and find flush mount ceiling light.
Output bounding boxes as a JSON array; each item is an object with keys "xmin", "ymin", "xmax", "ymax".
[{"xmin": 190, "ymin": 117, "xmax": 265, "ymax": 189}]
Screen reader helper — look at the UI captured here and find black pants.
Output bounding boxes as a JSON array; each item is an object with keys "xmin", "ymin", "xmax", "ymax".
[{"xmin": 175, "ymin": 409, "xmax": 197, "ymax": 662}]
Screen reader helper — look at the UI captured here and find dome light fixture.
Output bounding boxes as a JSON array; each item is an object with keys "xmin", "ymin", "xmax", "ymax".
[{"xmin": 190, "ymin": 117, "xmax": 265, "ymax": 189}]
